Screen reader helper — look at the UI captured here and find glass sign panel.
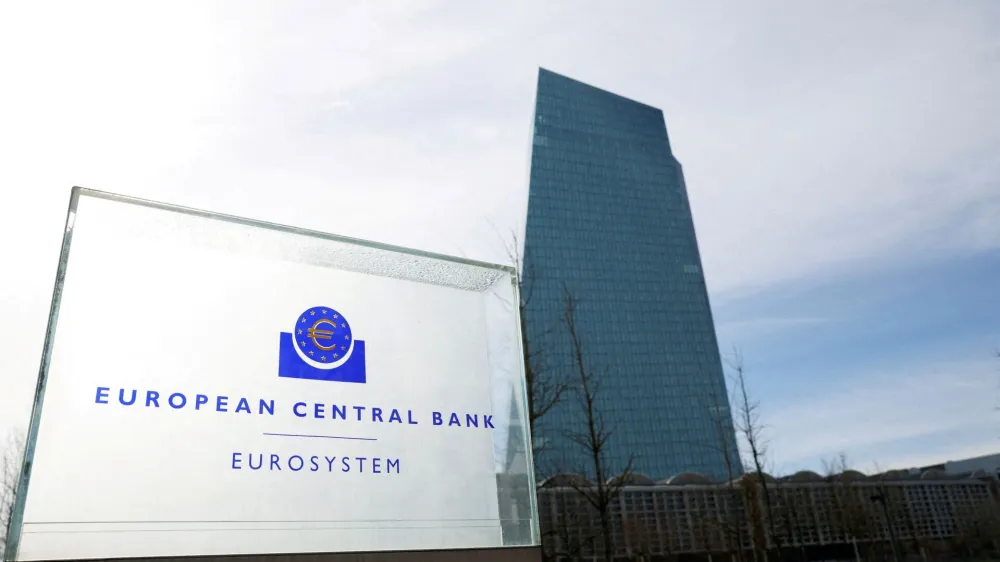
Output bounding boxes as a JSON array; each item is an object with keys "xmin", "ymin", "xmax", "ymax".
[{"xmin": 5, "ymin": 188, "xmax": 538, "ymax": 560}]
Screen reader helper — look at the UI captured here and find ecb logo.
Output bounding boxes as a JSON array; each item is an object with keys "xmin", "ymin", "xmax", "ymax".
[{"xmin": 278, "ymin": 306, "xmax": 366, "ymax": 383}]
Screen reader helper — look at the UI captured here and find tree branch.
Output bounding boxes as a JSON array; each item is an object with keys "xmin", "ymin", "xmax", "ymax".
[
  {"xmin": 499, "ymin": 230, "xmax": 570, "ymax": 460},
  {"xmin": 560, "ymin": 285, "xmax": 633, "ymax": 562},
  {"xmin": 1, "ymin": 428, "xmax": 26, "ymax": 557}
]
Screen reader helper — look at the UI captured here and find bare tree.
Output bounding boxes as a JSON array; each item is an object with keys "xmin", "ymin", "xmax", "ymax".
[
  {"xmin": 776, "ymin": 479, "xmax": 813, "ymax": 562},
  {"xmin": 767, "ymin": 465, "xmax": 802, "ymax": 561},
  {"xmin": 740, "ymin": 473, "xmax": 770, "ymax": 562},
  {"xmin": 502, "ymin": 232, "xmax": 569, "ymax": 461},
  {"xmin": 706, "ymin": 377, "xmax": 749, "ymax": 561},
  {"xmin": 823, "ymin": 454, "xmax": 876, "ymax": 562},
  {"xmin": 542, "ymin": 490, "xmax": 594, "ymax": 562},
  {"xmin": 621, "ymin": 515, "xmax": 654, "ymax": 561},
  {"xmin": 1, "ymin": 429, "xmax": 26, "ymax": 558},
  {"xmin": 562, "ymin": 287, "xmax": 635, "ymax": 562},
  {"xmin": 954, "ymin": 497, "xmax": 1000, "ymax": 559},
  {"xmin": 728, "ymin": 349, "xmax": 782, "ymax": 561},
  {"xmin": 869, "ymin": 462, "xmax": 911, "ymax": 562}
]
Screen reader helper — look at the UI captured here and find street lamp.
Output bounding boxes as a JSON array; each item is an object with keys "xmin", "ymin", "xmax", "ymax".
[{"xmin": 870, "ymin": 493, "xmax": 903, "ymax": 562}]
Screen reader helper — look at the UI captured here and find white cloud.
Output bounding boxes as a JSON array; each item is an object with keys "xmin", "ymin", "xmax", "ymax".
[
  {"xmin": 717, "ymin": 316, "xmax": 830, "ymax": 339},
  {"xmin": 763, "ymin": 356, "xmax": 999, "ymax": 472},
  {"xmin": 645, "ymin": 2, "xmax": 1000, "ymax": 296}
]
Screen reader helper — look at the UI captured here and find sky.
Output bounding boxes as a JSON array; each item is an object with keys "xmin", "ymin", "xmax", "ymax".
[{"xmin": 1, "ymin": 0, "xmax": 999, "ymax": 476}]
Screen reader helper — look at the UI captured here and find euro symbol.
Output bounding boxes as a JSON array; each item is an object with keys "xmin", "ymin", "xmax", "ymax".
[{"xmin": 307, "ymin": 319, "xmax": 338, "ymax": 351}]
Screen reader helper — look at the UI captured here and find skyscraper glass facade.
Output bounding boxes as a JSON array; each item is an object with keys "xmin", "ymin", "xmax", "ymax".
[{"xmin": 523, "ymin": 69, "xmax": 739, "ymax": 481}]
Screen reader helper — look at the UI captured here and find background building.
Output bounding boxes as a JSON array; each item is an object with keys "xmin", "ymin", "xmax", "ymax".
[
  {"xmin": 522, "ymin": 68, "xmax": 738, "ymax": 480},
  {"xmin": 537, "ymin": 469, "xmax": 1000, "ymax": 561},
  {"xmin": 914, "ymin": 452, "xmax": 1000, "ymax": 480}
]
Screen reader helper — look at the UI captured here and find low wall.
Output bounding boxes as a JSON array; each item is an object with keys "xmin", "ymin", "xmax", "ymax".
[{"xmin": 58, "ymin": 548, "xmax": 541, "ymax": 562}]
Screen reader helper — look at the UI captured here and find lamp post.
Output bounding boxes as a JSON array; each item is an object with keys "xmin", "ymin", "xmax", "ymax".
[{"xmin": 870, "ymin": 493, "xmax": 903, "ymax": 562}]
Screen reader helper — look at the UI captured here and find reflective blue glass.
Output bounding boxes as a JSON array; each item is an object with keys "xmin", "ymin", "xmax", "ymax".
[{"xmin": 523, "ymin": 69, "xmax": 740, "ymax": 481}]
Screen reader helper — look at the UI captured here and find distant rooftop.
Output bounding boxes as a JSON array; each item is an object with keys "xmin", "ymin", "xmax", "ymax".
[{"xmin": 538, "ymin": 467, "xmax": 997, "ymax": 488}]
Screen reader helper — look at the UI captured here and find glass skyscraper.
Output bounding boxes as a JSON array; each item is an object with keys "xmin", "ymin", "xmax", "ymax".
[{"xmin": 523, "ymin": 68, "xmax": 739, "ymax": 481}]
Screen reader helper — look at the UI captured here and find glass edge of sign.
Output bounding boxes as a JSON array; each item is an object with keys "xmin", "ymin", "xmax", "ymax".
[
  {"xmin": 4, "ymin": 188, "xmax": 81, "ymax": 562},
  {"xmin": 3, "ymin": 186, "xmax": 538, "ymax": 559},
  {"xmin": 78, "ymin": 186, "xmax": 517, "ymax": 276},
  {"xmin": 506, "ymin": 272, "xmax": 542, "ymax": 546}
]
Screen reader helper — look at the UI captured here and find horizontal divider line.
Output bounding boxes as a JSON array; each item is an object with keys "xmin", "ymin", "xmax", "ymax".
[{"xmin": 262, "ymin": 432, "xmax": 376, "ymax": 441}]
